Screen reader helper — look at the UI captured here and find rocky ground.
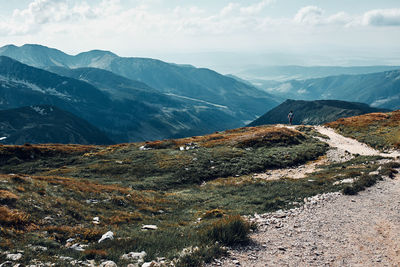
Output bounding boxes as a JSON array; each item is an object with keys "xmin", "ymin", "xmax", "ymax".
[{"xmin": 208, "ymin": 126, "xmax": 400, "ymax": 267}]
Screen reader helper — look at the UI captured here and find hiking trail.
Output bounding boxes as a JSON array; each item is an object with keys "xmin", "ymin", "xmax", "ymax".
[{"xmin": 208, "ymin": 125, "xmax": 400, "ymax": 267}]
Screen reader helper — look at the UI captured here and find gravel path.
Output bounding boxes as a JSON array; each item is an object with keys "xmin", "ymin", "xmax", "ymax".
[
  {"xmin": 315, "ymin": 126, "xmax": 400, "ymax": 158},
  {"xmin": 208, "ymin": 126, "xmax": 400, "ymax": 267}
]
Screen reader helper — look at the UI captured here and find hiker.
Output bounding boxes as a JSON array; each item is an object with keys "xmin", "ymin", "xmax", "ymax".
[{"xmin": 288, "ymin": 110, "xmax": 294, "ymax": 125}]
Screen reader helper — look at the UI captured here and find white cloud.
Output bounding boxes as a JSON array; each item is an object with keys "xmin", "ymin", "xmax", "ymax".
[
  {"xmin": 362, "ymin": 9, "xmax": 400, "ymax": 26},
  {"xmin": 240, "ymin": 0, "xmax": 275, "ymax": 15},
  {"xmin": 294, "ymin": 6, "xmax": 324, "ymax": 25},
  {"xmin": 294, "ymin": 6, "xmax": 353, "ymax": 27}
]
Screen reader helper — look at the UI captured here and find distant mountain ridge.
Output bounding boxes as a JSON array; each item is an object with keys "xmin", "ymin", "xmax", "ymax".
[
  {"xmin": 249, "ymin": 99, "xmax": 390, "ymax": 126},
  {"xmin": 0, "ymin": 105, "xmax": 113, "ymax": 145},
  {"xmin": 262, "ymin": 70, "xmax": 400, "ymax": 110},
  {"xmin": 0, "ymin": 56, "xmax": 242, "ymax": 142},
  {"xmin": 236, "ymin": 65, "xmax": 400, "ymax": 82},
  {"xmin": 0, "ymin": 44, "xmax": 279, "ymax": 123}
]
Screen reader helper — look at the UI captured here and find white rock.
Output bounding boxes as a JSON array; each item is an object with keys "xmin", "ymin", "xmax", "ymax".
[
  {"xmin": 99, "ymin": 261, "xmax": 117, "ymax": 267},
  {"xmin": 93, "ymin": 217, "xmax": 100, "ymax": 224},
  {"xmin": 70, "ymin": 243, "xmax": 85, "ymax": 252},
  {"xmin": 98, "ymin": 231, "xmax": 114, "ymax": 243},
  {"xmin": 121, "ymin": 251, "xmax": 147, "ymax": 261},
  {"xmin": 142, "ymin": 262, "xmax": 153, "ymax": 267},
  {"xmin": 141, "ymin": 225, "xmax": 158, "ymax": 230},
  {"xmin": 6, "ymin": 253, "xmax": 23, "ymax": 261},
  {"xmin": 179, "ymin": 146, "xmax": 185, "ymax": 151}
]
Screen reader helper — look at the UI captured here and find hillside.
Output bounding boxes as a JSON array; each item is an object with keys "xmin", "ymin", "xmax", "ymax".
[
  {"xmin": 0, "ymin": 56, "xmax": 242, "ymax": 142},
  {"xmin": 263, "ymin": 70, "xmax": 400, "ymax": 110},
  {"xmin": 1, "ymin": 120, "xmax": 398, "ymax": 266},
  {"xmin": 326, "ymin": 110, "xmax": 400, "ymax": 150},
  {"xmin": 0, "ymin": 105, "xmax": 113, "ymax": 145},
  {"xmin": 248, "ymin": 99, "xmax": 389, "ymax": 126},
  {"xmin": 0, "ymin": 44, "xmax": 279, "ymax": 123}
]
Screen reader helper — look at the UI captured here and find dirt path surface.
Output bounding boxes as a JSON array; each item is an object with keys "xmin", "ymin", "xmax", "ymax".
[
  {"xmin": 208, "ymin": 126, "xmax": 400, "ymax": 267},
  {"xmin": 315, "ymin": 126, "xmax": 400, "ymax": 158}
]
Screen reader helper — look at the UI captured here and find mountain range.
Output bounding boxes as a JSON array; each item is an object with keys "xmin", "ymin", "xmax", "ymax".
[
  {"xmin": 0, "ymin": 56, "xmax": 251, "ymax": 142},
  {"xmin": 0, "ymin": 44, "xmax": 279, "ymax": 124},
  {"xmin": 0, "ymin": 105, "xmax": 112, "ymax": 145},
  {"xmin": 249, "ymin": 99, "xmax": 390, "ymax": 126},
  {"xmin": 236, "ymin": 65, "xmax": 400, "ymax": 82},
  {"xmin": 262, "ymin": 70, "xmax": 400, "ymax": 110}
]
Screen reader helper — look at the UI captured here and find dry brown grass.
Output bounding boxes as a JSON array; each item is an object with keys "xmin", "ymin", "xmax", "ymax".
[
  {"xmin": 108, "ymin": 211, "xmax": 143, "ymax": 225},
  {"xmin": 0, "ymin": 206, "xmax": 30, "ymax": 228},
  {"xmin": 45, "ymin": 225, "xmax": 104, "ymax": 242},
  {"xmin": 326, "ymin": 112, "xmax": 390, "ymax": 128},
  {"xmin": 142, "ymin": 126, "xmax": 305, "ymax": 149},
  {"xmin": 0, "ymin": 190, "xmax": 18, "ymax": 205}
]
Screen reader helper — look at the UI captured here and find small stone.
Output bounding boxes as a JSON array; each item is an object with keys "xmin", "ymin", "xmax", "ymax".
[
  {"xmin": 99, "ymin": 261, "xmax": 117, "ymax": 267},
  {"xmin": 232, "ymin": 259, "xmax": 240, "ymax": 265},
  {"xmin": 70, "ymin": 243, "xmax": 85, "ymax": 251},
  {"xmin": 121, "ymin": 251, "xmax": 147, "ymax": 261},
  {"xmin": 6, "ymin": 253, "xmax": 22, "ymax": 261},
  {"xmin": 142, "ymin": 225, "xmax": 158, "ymax": 230},
  {"xmin": 98, "ymin": 231, "xmax": 114, "ymax": 243}
]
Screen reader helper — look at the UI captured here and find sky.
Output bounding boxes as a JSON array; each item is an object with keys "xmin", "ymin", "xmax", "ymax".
[{"xmin": 1, "ymin": 0, "xmax": 400, "ymax": 72}]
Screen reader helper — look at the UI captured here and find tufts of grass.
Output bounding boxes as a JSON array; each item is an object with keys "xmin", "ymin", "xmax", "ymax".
[
  {"xmin": 0, "ymin": 190, "xmax": 18, "ymax": 205},
  {"xmin": 342, "ymin": 174, "xmax": 381, "ymax": 195},
  {"xmin": 0, "ymin": 206, "xmax": 31, "ymax": 229},
  {"xmin": 205, "ymin": 215, "xmax": 250, "ymax": 246}
]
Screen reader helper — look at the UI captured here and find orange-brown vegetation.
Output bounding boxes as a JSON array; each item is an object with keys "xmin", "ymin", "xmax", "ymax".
[
  {"xmin": 108, "ymin": 211, "xmax": 143, "ymax": 225},
  {"xmin": 202, "ymin": 209, "xmax": 226, "ymax": 219},
  {"xmin": 0, "ymin": 206, "xmax": 30, "ymax": 228},
  {"xmin": 145, "ymin": 126, "xmax": 305, "ymax": 149},
  {"xmin": 0, "ymin": 190, "xmax": 18, "ymax": 205},
  {"xmin": 326, "ymin": 112, "xmax": 390, "ymax": 128},
  {"xmin": 45, "ymin": 225, "xmax": 104, "ymax": 242}
]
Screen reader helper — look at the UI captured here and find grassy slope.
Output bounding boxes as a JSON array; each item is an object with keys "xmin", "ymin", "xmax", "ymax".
[
  {"xmin": 0, "ymin": 125, "xmax": 395, "ymax": 266},
  {"xmin": 326, "ymin": 110, "xmax": 400, "ymax": 150}
]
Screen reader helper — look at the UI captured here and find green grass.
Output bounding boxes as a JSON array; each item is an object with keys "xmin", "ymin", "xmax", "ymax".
[{"xmin": 0, "ymin": 125, "xmax": 397, "ymax": 266}]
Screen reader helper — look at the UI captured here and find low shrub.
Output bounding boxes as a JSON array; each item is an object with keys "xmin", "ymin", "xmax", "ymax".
[
  {"xmin": 202, "ymin": 209, "xmax": 225, "ymax": 219},
  {"xmin": 206, "ymin": 215, "xmax": 250, "ymax": 246},
  {"xmin": 0, "ymin": 190, "xmax": 18, "ymax": 205},
  {"xmin": 342, "ymin": 174, "xmax": 381, "ymax": 195},
  {"xmin": 0, "ymin": 206, "xmax": 30, "ymax": 228}
]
